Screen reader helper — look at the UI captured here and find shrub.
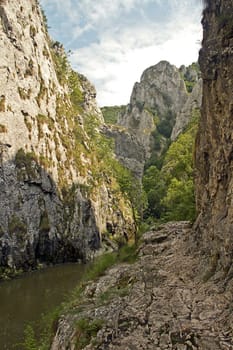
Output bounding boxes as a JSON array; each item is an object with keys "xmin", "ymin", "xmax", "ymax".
[{"xmin": 75, "ymin": 318, "xmax": 104, "ymax": 349}]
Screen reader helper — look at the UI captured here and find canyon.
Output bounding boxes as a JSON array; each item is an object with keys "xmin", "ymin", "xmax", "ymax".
[{"xmin": 0, "ymin": 0, "xmax": 233, "ymax": 349}]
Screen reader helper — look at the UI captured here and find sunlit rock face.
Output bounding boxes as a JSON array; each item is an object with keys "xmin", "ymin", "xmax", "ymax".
[
  {"xmin": 0, "ymin": 0, "xmax": 133, "ymax": 273},
  {"xmin": 194, "ymin": 0, "xmax": 233, "ymax": 274},
  {"xmin": 108, "ymin": 60, "xmax": 201, "ymax": 178},
  {"xmin": 171, "ymin": 78, "xmax": 202, "ymax": 141}
]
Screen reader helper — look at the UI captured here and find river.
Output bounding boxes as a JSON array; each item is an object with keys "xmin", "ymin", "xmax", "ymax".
[{"xmin": 0, "ymin": 263, "xmax": 88, "ymax": 350}]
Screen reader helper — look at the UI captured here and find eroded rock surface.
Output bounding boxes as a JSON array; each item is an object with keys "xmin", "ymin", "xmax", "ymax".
[
  {"xmin": 52, "ymin": 222, "xmax": 233, "ymax": 350},
  {"xmin": 115, "ymin": 61, "xmax": 188, "ymax": 177},
  {"xmin": 171, "ymin": 79, "xmax": 202, "ymax": 141},
  {"xmin": 0, "ymin": 0, "xmax": 133, "ymax": 273},
  {"xmin": 105, "ymin": 61, "xmax": 201, "ymax": 178},
  {"xmin": 194, "ymin": 0, "xmax": 233, "ymax": 275}
]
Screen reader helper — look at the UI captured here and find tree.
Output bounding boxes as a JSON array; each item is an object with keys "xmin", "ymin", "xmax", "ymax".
[
  {"xmin": 142, "ymin": 112, "xmax": 199, "ymax": 223},
  {"xmin": 116, "ymin": 166, "xmax": 147, "ymax": 245},
  {"xmin": 162, "ymin": 178, "xmax": 195, "ymax": 221},
  {"xmin": 143, "ymin": 166, "xmax": 166, "ymax": 218}
]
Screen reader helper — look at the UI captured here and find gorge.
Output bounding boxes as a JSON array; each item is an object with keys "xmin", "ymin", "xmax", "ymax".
[{"xmin": 0, "ymin": 0, "xmax": 233, "ymax": 349}]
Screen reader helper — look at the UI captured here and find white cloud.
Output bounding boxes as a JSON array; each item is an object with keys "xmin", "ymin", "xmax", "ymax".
[
  {"xmin": 41, "ymin": 0, "xmax": 203, "ymax": 106},
  {"xmin": 70, "ymin": 2, "xmax": 202, "ymax": 106}
]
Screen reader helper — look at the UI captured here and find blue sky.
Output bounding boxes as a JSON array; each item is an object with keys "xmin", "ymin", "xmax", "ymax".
[{"xmin": 40, "ymin": 0, "xmax": 203, "ymax": 106}]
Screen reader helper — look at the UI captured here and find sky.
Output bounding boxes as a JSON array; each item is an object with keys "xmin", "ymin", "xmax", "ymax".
[{"xmin": 40, "ymin": 0, "xmax": 203, "ymax": 107}]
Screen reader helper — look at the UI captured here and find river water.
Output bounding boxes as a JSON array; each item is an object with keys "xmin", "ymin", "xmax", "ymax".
[{"xmin": 0, "ymin": 263, "xmax": 87, "ymax": 350}]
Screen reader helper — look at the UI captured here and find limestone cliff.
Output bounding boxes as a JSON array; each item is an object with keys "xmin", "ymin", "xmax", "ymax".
[
  {"xmin": 50, "ymin": 2, "xmax": 233, "ymax": 348},
  {"xmin": 117, "ymin": 61, "xmax": 187, "ymax": 177},
  {"xmin": 0, "ymin": 0, "xmax": 133, "ymax": 274},
  {"xmin": 107, "ymin": 61, "xmax": 201, "ymax": 178},
  {"xmin": 171, "ymin": 78, "xmax": 202, "ymax": 141},
  {"xmin": 194, "ymin": 0, "xmax": 233, "ymax": 276}
]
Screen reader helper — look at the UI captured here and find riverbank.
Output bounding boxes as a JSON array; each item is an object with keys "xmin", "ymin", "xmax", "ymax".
[
  {"xmin": 21, "ymin": 243, "xmax": 137, "ymax": 349},
  {"xmin": 0, "ymin": 263, "xmax": 90, "ymax": 350},
  {"xmin": 51, "ymin": 222, "xmax": 233, "ymax": 350}
]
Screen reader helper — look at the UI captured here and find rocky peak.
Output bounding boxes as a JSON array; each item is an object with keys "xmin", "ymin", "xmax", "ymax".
[
  {"xmin": 120, "ymin": 60, "xmax": 187, "ymax": 128},
  {"xmin": 138, "ymin": 60, "xmax": 187, "ymax": 114},
  {"xmin": 113, "ymin": 61, "xmax": 191, "ymax": 178}
]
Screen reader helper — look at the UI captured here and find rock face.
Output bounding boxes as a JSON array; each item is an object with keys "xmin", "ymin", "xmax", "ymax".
[
  {"xmin": 0, "ymin": 0, "xmax": 132, "ymax": 273},
  {"xmin": 171, "ymin": 79, "xmax": 202, "ymax": 141},
  {"xmin": 117, "ymin": 61, "xmax": 187, "ymax": 177},
  {"xmin": 52, "ymin": 222, "xmax": 233, "ymax": 350},
  {"xmin": 108, "ymin": 61, "xmax": 201, "ymax": 178},
  {"xmin": 50, "ymin": 2, "xmax": 233, "ymax": 348},
  {"xmin": 194, "ymin": 0, "xmax": 233, "ymax": 275}
]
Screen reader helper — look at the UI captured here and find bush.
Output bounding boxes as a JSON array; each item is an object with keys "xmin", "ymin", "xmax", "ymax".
[
  {"xmin": 22, "ymin": 325, "xmax": 37, "ymax": 350},
  {"xmin": 75, "ymin": 318, "xmax": 104, "ymax": 349}
]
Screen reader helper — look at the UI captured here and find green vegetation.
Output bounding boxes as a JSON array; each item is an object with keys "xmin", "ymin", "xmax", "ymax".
[
  {"xmin": 143, "ymin": 165, "xmax": 166, "ymax": 218},
  {"xmin": 69, "ymin": 70, "xmax": 84, "ymax": 108},
  {"xmin": 144, "ymin": 108, "xmax": 176, "ymax": 170},
  {"xmin": 75, "ymin": 318, "xmax": 104, "ymax": 349},
  {"xmin": 101, "ymin": 105, "xmax": 126, "ymax": 124},
  {"xmin": 157, "ymin": 110, "xmax": 175, "ymax": 138},
  {"xmin": 15, "ymin": 148, "xmax": 38, "ymax": 180},
  {"xmin": 22, "ymin": 245, "xmax": 138, "ymax": 350},
  {"xmin": 115, "ymin": 165, "xmax": 147, "ymax": 244},
  {"xmin": 97, "ymin": 284, "xmax": 130, "ymax": 306},
  {"xmin": 15, "ymin": 148, "xmax": 37, "ymax": 167},
  {"xmin": 143, "ymin": 110, "xmax": 199, "ymax": 223},
  {"xmin": 22, "ymin": 308, "xmax": 61, "ymax": 350},
  {"xmin": 37, "ymin": 114, "xmax": 54, "ymax": 139},
  {"xmin": 0, "ymin": 266, "xmax": 24, "ymax": 281},
  {"xmin": 40, "ymin": 7, "xmax": 49, "ymax": 33},
  {"xmin": 50, "ymin": 41, "xmax": 69, "ymax": 85},
  {"xmin": 23, "ymin": 325, "xmax": 37, "ymax": 350},
  {"xmin": 8, "ymin": 215, "xmax": 27, "ymax": 239},
  {"xmin": 179, "ymin": 62, "xmax": 200, "ymax": 93}
]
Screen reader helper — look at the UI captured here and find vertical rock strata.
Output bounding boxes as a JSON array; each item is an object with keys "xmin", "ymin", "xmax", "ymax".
[
  {"xmin": 105, "ymin": 61, "xmax": 202, "ymax": 179},
  {"xmin": 0, "ymin": 0, "xmax": 132, "ymax": 272},
  {"xmin": 111, "ymin": 61, "xmax": 189, "ymax": 178},
  {"xmin": 195, "ymin": 0, "xmax": 233, "ymax": 274}
]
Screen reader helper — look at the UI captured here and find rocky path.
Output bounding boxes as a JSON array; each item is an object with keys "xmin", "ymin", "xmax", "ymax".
[{"xmin": 52, "ymin": 222, "xmax": 233, "ymax": 350}]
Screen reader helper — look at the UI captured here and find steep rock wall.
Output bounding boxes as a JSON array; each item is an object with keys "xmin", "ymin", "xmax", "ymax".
[
  {"xmin": 195, "ymin": 0, "xmax": 233, "ymax": 275},
  {"xmin": 109, "ymin": 61, "xmax": 201, "ymax": 178},
  {"xmin": 171, "ymin": 78, "xmax": 202, "ymax": 141},
  {"xmin": 0, "ymin": 0, "xmax": 133, "ymax": 273}
]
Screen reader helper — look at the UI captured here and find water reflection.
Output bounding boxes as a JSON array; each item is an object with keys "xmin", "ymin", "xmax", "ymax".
[{"xmin": 0, "ymin": 263, "xmax": 87, "ymax": 350}]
